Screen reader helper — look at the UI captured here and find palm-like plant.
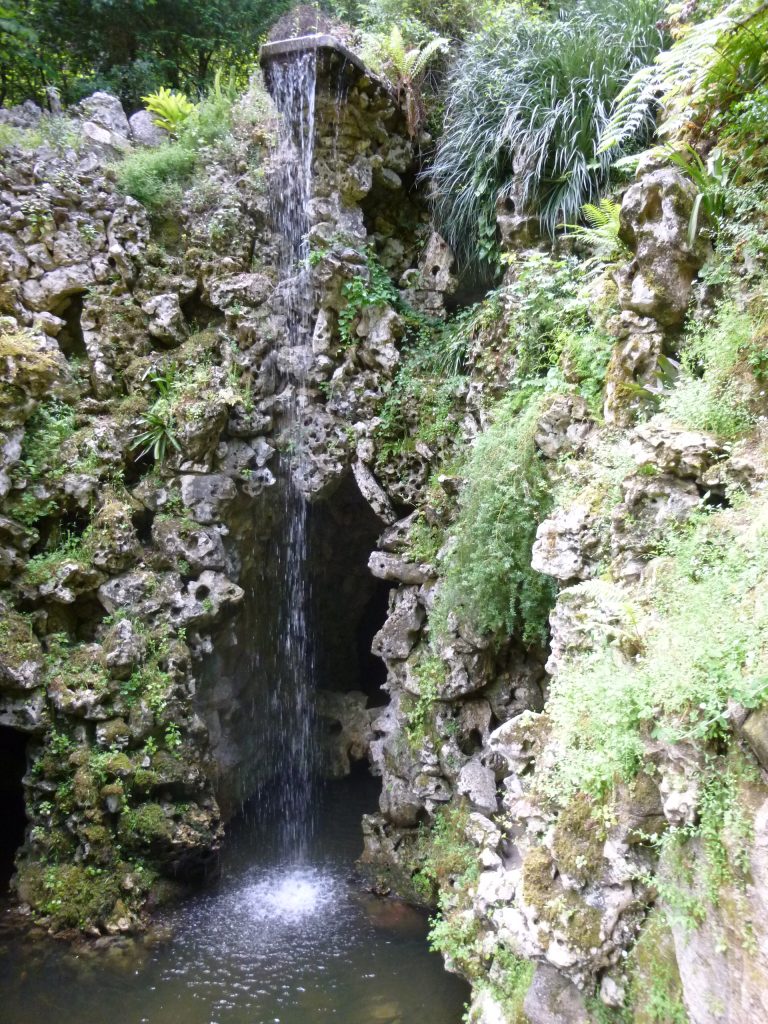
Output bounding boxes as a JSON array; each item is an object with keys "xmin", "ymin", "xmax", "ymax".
[
  {"xmin": 428, "ymin": 0, "xmax": 666, "ymax": 274},
  {"xmin": 382, "ymin": 26, "xmax": 448, "ymax": 136}
]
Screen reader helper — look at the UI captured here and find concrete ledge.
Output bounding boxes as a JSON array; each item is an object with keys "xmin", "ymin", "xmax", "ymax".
[{"xmin": 259, "ymin": 33, "xmax": 394, "ymax": 97}]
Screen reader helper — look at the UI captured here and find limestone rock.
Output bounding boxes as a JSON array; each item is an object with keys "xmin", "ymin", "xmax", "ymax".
[
  {"xmin": 535, "ymin": 395, "xmax": 593, "ymax": 459},
  {"xmin": 618, "ymin": 166, "xmax": 709, "ymax": 327},
  {"xmin": 531, "ymin": 504, "xmax": 601, "ymax": 582},
  {"xmin": 141, "ymin": 293, "xmax": 187, "ymax": 347},
  {"xmin": 368, "ymin": 550, "xmax": 429, "ymax": 585},
  {"xmin": 371, "ymin": 588, "xmax": 425, "ymax": 662},
  {"xmin": 129, "ymin": 110, "xmax": 168, "ymax": 147},
  {"xmin": 316, "ymin": 689, "xmax": 375, "ymax": 777},
  {"xmin": 523, "ymin": 964, "xmax": 590, "ymax": 1024}
]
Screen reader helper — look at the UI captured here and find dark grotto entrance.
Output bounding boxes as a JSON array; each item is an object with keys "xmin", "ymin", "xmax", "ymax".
[{"xmin": 0, "ymin": 726, "xmax": 27, "ymax": 894}]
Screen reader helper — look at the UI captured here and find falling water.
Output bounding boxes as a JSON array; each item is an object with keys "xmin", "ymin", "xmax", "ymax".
[{"xmin": 261, "ymin": 50, "xmax": 319, "ymax": 854}]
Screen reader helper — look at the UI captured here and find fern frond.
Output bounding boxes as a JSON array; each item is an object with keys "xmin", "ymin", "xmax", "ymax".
[{"xmin": 409, "ymin": 36, "xmax": 449, "ymax": 79}]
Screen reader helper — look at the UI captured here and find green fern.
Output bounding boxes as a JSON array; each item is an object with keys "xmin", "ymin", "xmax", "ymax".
[
  {"xmin": 563, "ymin": 198, "xmax": 630, "ymax": 270},
  {"xmin": 383, "ymin": 26, "xmax": 448, "ymax": 135},
  {"xmin": 599, "ymin": 0, "xmax": 768, "ymax": 153},
  {"xmin": 142, "ymin": 86, "xmax": 196, "ymax": 135}
]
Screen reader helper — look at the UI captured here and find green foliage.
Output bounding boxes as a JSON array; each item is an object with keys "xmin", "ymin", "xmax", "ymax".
[
  {"xmin": 381, "ymin": 26, "xmax": 449, "ymax": 135},
  {"xmin": 599, "ymin": 0, "xmax": 768, "ymax": 154},
  {"xmin": 338, "ymin": 249, "xmax": 400, "ymax": 347},
  {"xmin": 115, "ymin": 142, "xmax": 197, "ymax": 215},
  {"xmin": 434, "ymin": 393, "xmax": 556, "ymax": 646},
  {"xmin": 544, "ymin": 501, "xmax": 768, "ymax": 799},
  {"xmin": 346, "ymin": 0, "xmax": 503, "ymax": 41},
  {"xmin": 662, "ymin": 301, "xmax": 758, "ymax": 440},
  {"xmin": 564, "ymin": 198, "xmax": 631, "ymax": 271},
  {"xmin": 430, "ymin": 0, "xmax": 666, "ymax": 270},
  {"xmin": 663, "ymin": 144, "xmax": 732, "ymax": 245},
  {"xmin": 405, "ymin": 655, "xmax": 444, "ymax": 746},
  {"xmin": 132, "ymin": 405, "xmax": 181, "ymax": 463},
  {"xmin": 19, "ymin": 862, "xmax": 121, "ymax": 930},
  {"xmin": 3, "ymin": 0, "xmax": 290, "ymax": 109},
  {"xmin": 645, "ymin": 752, "xmax": 756, "ymax": 943},
  {"xmin": 414, "ymin": 802, "xmax": 478, "ymax": 902},
  {"xmin": 142, "ymin": 86, "xmax": 196, "ymax": 134},
  {"xmin": 486, "ymin": 945, "xmax": 535, "ymax": 1023}
]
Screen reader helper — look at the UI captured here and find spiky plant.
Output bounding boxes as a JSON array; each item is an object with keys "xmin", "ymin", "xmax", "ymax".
[
  {"xmin": 428, "ymin": 0, "xmax": 666, "ymax": 273},
  {"xmin": 383, "ymin": 26, "xmax": 448, "ymax": 135}
]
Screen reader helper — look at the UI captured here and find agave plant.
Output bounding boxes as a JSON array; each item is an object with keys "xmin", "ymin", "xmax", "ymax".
[{"xmin": 382, "ymin": 26, "xmax": 448, "ymax": 136}]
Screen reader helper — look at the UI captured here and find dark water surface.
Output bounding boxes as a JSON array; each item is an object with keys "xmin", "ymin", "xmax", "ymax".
[{"xmin": 0, "ymin": 772, "xmax": 468, "ymax": 1024}]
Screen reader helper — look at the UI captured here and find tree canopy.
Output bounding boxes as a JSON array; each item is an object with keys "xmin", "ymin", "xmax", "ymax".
[{"xmin": 1, "ymin": 0, "xmax": 291, "ymax": 109}]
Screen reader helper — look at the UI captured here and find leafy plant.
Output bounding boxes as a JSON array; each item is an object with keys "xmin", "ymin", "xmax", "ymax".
[
  {"xmin": 599, "ymin": 0, "xmax": 768, "ymax": 154},
  {"xmin": 663, "ymin": 144, "xmax": 732, "ymax": 245},
  {"xmin": 142, "ymin": 86, "xmax": 196, "ymax": 134},
  {"xmin": 429, "ymin": 0, "xmax": 666, "ymax": 271},
  {"xmin": 382, "ymin": 26, "xmax": 448, "ymax": 136},
  {"xmin": 434, "ymin": 393, "xmax": 556, "ymax": 646},
  {"xmin": 563, "ymin": 198, "xmax": 631, "ymax": 271},
  {"xmin": 132, "ymin": 406, "xmax": 181, "ymax": 464},
  {"xmin": 115, "ymin": 142, "xmax": 197, "ymax": 214}
]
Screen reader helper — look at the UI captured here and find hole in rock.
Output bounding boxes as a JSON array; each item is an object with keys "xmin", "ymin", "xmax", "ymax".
[
  {"xmin": 53, "ymin": 293, "xmax": 87, "ymax": 360},
  {"xmin": 308, "ymin": 472, "xmax": 392, "ymax": 708},
  {"xmin": 132, "ymin": 507, "xmax": 154, "ymax": 545},
  {"xmin": 181, "ymin": 289, "xmax": 224, "ymax": 332},
  {"xmin": 0, "ymin": 726, "xmax": 27, "ymax": 894},
  {"xmin": 195, "ymin": 585, "xmax": 211, "ymax": 601}
]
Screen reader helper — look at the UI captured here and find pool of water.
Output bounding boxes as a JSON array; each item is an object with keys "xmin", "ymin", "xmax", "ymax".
[{"xmin": 0, "ymin": 771, "xmax": 469, "ymax": 1024}]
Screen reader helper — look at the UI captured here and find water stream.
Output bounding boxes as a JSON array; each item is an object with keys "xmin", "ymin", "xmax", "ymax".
[
  {"xmin": 257, "ymin": 49, "xmax": 320, "ymax": 853},
  {"xmin": 1, "ymin": 46, "xmax": 471, "ymax": 1024}
]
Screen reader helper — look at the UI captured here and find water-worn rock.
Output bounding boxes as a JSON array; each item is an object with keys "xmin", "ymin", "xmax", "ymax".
[{"xmin": 618, "ymin": 166, "xmax": 709, "ymax": 327}]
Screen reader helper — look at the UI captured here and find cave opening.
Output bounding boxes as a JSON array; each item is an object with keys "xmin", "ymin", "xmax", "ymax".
[
  {"xmin": 53, "ymin": 292, "xmax": 87, "ymax": 360},
  {"xmin": 0, "ymin": 726, "xmax": 27, "ymax": 895},
  {"xmin": 308, "ymin": 471, "xmax": 392, "ymax": 708}
]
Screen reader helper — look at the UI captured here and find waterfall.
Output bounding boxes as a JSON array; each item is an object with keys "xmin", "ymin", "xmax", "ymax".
[{"xmin": 261, "ymin": 50, "xmax": 319, "ymax": 855}]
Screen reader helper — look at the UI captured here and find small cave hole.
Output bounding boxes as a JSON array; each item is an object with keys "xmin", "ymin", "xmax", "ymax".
[
  {"xmin": 195, "ymin": 585, "xmax": 211, "ymax": 601},
  {"xmin": 53, "ymin": 292, "xmax": 87, "ymax": 360},
  {"xmin": 0, "ymin": 726, "xmax": 28, "ymax": 894},
  {"xmin": 132, "ymin": 507, "xmax": 155, "ymax": 545},
  {"xmin": 699, "ymin": 487, "xmax": 730, "ymax": 509},
  {"xmin": 459, "ymin": 728, "xmax": 485, "ymax": 757}
]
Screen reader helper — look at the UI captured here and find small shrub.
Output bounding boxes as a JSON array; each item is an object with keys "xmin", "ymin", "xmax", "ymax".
[
  {"xmin": 115, "ymin": 142, "xmax": 197, "ymax": 215},
  {"xmin": 662, "ymin": 301, "xmax": 757, "ymax": 440},
  {"xmin": 543, "ymin": 500, "xmax": 768, "ymax": 799},
  {"xmin": 142, "ymin": 87, "xmax": 196, "ymax": 134}
]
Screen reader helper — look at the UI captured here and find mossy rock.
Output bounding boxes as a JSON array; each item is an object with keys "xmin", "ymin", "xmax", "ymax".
[
  {"xmin": 626, "ymin": 910, "xmax": 688, "ymax": 1024},
  {"xmin": 16, "ymin": 861, "xmax": 122, "ymax": 931},
  {"xmin": 0, "ymin": 609, "xmax": 43, "ymax": 689},
  {"xmin": 118, "ymin": 802, "xmax": 174, "ymax": 853},
  {"xmin": 521, "ymin": 845, "xmax": 603, "ymax": 951},
  {"xmin": 552, "ymin": 793, "xmax": 606, "ymax": 886}
]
